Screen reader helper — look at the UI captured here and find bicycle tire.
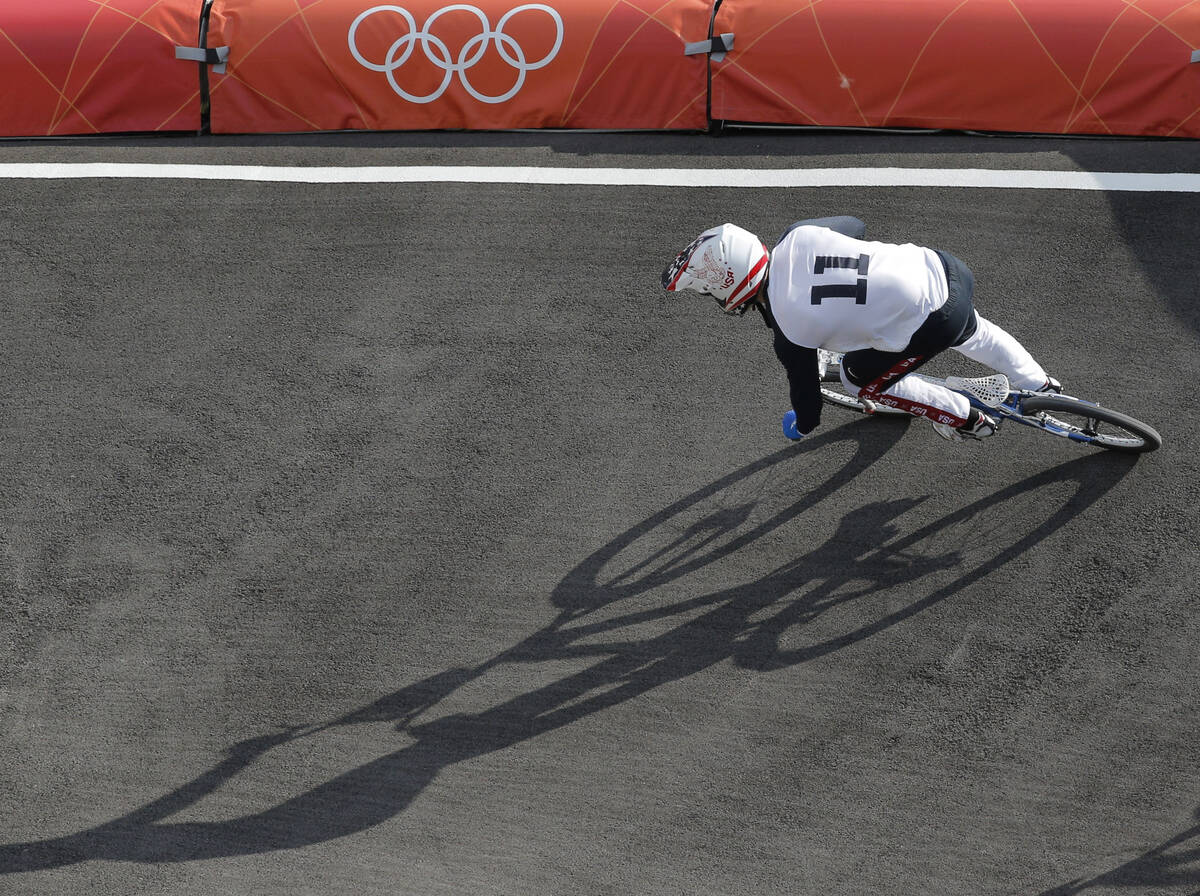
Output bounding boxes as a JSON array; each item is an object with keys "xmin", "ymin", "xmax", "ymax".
[{"xmin": 1020, "ymin": 394, "xmax": 1162, "ymax": 454}]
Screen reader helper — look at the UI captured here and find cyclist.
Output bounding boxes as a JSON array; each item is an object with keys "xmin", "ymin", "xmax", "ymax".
[{"xmin": 662, "ymin": 216, "xmax": 1060, "ymax": 443}]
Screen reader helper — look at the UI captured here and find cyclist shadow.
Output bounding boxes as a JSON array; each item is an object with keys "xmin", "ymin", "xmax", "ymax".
[
  {"xmin": 0, "ymin": 423, "xmax": 1138, "ymax": 872},
  {"xmin": 548, "ymin": 425, "xmax": 1139, "ymax": 670},
  {"xmin": 1038, "ymin": 807, "xmax": 1200, "ymax": 895}
]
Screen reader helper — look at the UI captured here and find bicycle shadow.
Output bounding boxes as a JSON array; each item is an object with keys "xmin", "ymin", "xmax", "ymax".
[
  {"xmin": 0, "ymin": 425, "xmax": 1138, "ymax": 872},
  {"xmin": 1039, "ymin": 807, "xmax": 1200, "ymax": 895}
]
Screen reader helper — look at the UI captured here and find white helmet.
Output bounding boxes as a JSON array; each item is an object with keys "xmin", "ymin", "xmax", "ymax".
[{"xmin": 662, "ymin": 223, "xmax": 769, "ymax": 314}]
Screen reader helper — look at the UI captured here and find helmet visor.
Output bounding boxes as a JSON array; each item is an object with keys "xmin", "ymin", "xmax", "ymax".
[{"xmin": 662, "ymin": 233, "xmax": 717, "ymax": 293}]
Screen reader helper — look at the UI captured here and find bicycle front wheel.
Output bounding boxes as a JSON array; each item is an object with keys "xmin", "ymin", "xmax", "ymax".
[{"xmin": 1020, "ymin": 395, "xmax": 1162, "ymax": 454}]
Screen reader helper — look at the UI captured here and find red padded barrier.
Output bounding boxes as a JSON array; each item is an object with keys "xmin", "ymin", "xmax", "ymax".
[
  {"xmin": 205, "ymin": 0, "xmax": 711, "ymax": 133},
  {"xmin": 710, "ymin": 0, "xmax": 1200, "ymax": 137},
  {"xmin": 0, "ymin": 0, "xmax": 201, "ymax": 137},
  {"xmin": 3, "ymin": 0, "xmax": 1197, "ymax": 138}
]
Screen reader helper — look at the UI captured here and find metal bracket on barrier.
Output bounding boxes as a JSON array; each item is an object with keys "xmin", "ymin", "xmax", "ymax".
[
  {"xmin": 1192, "ymin": 49, "xmax": 1200, "ymax": 63},
  {"xmin": 175, "ymin": 45, "xmax": 230, "ymax": 74},
  {"xmin": 685, "ymin": 33, "xmax": 734, "ymax": 62}
]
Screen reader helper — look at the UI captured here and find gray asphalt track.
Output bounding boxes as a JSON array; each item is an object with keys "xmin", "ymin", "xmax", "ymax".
[{"xmin": 1, "ymin": 132, "xmax": 1198, "ymax": 896}]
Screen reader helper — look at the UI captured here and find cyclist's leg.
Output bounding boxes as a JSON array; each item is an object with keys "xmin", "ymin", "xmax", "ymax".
[
  {"xmin": 841, "ymin": 349, "xmax": 972, "ymax": 426},
  {"xmin": 952, "ymin": 312, "xmax": 1048, "ymax": 390},
  {"xmin": 839, "ymin": 260, "xmax": 978, "ymax": 428}
]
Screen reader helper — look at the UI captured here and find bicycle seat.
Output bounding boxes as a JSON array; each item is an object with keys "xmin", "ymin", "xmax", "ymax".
[{"xmin": 945, "ymin": 374, "xmax": 1011, "ymax": 408}]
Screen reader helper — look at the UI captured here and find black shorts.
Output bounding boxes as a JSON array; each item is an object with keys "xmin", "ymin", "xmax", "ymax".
[{"xmin": 841, "ymin": 250, "xmax": 978, "ymax": 388}]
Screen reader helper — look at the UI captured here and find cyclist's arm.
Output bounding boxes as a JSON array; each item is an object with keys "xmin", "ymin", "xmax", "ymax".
[{"xmin": 773, "ymin": 329, "xmax": 822, "ymax": 436}]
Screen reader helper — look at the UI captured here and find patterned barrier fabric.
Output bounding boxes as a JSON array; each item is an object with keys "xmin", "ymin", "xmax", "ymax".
[
  {"xmin": 2, "ymin": 0, "xmax": 1199, "ymax": 137},
  {"xmin": 0, "ymin": 0, "xmax": 200, "ymax": 137},
  {"xmin": 205, "ymin": 0, "xmax": 711, "ymax": 133},
  {"xmin": 710, "ymin": 0, "xmax": 1200, "ymax": 138}
]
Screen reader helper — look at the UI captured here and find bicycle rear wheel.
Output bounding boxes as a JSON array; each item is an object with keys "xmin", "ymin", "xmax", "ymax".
[{"xmin": 1020, "ymin": 395, "xmax": 1162, "ymax": 453}]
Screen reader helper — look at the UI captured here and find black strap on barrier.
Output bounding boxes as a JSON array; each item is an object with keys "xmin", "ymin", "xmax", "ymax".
[
  {"xmin": 199, "ymin": 0, "xmax": 215, "ymax": 134},
  {"xmin": 706, "ymin": 0, "xmax": 724, "ymax": 133},
  {"xmin": 172, "ymin": 0, "xmax": 219, "ymax": 133}
]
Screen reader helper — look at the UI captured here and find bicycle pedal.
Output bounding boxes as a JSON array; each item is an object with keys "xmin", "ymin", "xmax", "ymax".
[{"xmin": 946, "ymin": 374, "xmax": 1010, "ymax": 408}]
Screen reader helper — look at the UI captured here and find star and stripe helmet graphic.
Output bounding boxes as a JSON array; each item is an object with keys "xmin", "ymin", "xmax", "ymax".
[{"xmin": 662, "ymin": 223, "xmax": 769, "ymax": 315}]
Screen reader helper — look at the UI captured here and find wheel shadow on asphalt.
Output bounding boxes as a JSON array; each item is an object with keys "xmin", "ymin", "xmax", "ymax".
[{"xmin": 0, "ymin": 424, "xmax": 1144, "ymax": 872}]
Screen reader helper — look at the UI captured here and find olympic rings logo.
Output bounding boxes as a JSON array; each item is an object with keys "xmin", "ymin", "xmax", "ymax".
[{"xmin": 348, "ymin": 4, "xmax": 564, "ymax": 104}]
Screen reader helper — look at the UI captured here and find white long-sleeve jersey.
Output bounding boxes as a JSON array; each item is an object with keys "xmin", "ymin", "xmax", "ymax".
[{"xmin": 767, "ymin": 225, "xmax": 949, "ymax": 353}]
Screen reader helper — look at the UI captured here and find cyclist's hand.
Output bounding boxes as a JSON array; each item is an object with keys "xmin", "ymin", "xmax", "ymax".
[{"xmin": 782, "ymin": 411, "xmax": 805, "ymax": 441}]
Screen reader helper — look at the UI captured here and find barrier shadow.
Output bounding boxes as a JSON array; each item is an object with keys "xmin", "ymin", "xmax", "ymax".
[
  {"xmin": 0, "ymin": 425, "xmax": 1137, "ymax": 872},
  {"xmin": 26, "ymin": 129, "xmax": 1198, "ymax": 165},
  {"xmin": 63, "ymin": 132, "xmax": 1188, "ymax": 342}
]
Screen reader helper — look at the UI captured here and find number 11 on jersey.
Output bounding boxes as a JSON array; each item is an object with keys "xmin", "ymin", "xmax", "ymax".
[{"xmin": 811, "ymin": 253, "xmax": 870, "ymax": 305}]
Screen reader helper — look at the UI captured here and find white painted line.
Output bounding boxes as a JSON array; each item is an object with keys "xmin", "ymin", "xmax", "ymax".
[{"xmin": 1, "ymin": 163, "xmax": 1198, "ymax": 191}]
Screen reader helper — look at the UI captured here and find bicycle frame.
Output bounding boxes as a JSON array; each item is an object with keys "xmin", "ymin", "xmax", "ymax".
[
  {"xmin": 969, "ymin": 388, "xmax": 1102, "ymax": 445},
  {"xmin": 818, "ymin": 357, "xmax": 1161, "ymax": 453}
]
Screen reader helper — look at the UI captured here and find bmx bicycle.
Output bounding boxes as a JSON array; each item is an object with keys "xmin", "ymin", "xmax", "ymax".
[{"xmin": 811, "ymin": 350, "xmax": 1162, "ymax": 454}]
